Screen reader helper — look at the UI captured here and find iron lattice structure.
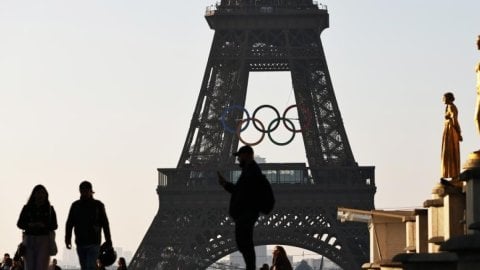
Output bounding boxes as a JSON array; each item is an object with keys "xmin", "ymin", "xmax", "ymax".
[{"xmin": 130, "ymin": 1, "xmax": 376, "ymax": 269}]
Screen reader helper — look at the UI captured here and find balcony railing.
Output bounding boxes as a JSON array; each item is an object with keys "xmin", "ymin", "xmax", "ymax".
[{"xmin": 157, "ymin": 163, "xmax": 375, "ymax": 188}]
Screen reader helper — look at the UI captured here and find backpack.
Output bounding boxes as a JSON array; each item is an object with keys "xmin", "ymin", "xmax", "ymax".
[{"xmin": 257, "ymin": 174, "xmax": 275, "ymax": 215}]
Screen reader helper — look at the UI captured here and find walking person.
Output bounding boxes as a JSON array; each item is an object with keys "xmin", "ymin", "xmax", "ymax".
[
  {"xmin": 1, "ymin": 258, "xmax": 12, "ymax": 270},
  {"xmin": 116, "ymin": 257, "xmax": 127, "ymax": 270},
  {"xmin": 48, "ymin": 258, "xmax": 61, "ymax": 270},
  {"xmin": 270, "ymin": 246, "xmax": 292, "ymax": 270},
  {"xmin": 65, "ymin": 181, "xmax": 112, "ymax": 270},
  {"xmin": 217, "ymin": 145, "xmax": 263, "ymax": 270},
  {"xmin": 1, "ymin": 254, "xmax": 10, "ymax": 268},
  {"xmin": 17, "ymin": 185, "xmax": 58, "ymax": 270}
]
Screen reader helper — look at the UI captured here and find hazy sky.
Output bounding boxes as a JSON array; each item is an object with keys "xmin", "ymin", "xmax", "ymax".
[{"xmin": 1, "ymin": 0, "xmax": 480, "ymax": 264}]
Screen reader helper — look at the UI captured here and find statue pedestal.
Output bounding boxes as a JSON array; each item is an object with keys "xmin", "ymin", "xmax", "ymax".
[
  {"xmin": 423, "ymin": 183, "xmax": 464, "ymax": 253},
  {"xmin": 436, "ymin": 152, "xmax": 480, "ymax": 270},
  {"xmin": 461, "ymin": 152, "xmax": 480, "ymax": 233},
  {"xmin": 392, "ymin": 179, "xmax": 465, "ymax": 269},
  {"xmin": 441, "ymin": 234, "xmax": 480, "ymax": 270},
  {"xmin": 424, "ymin": 184, "xmax": 444, "ymax": 253}
]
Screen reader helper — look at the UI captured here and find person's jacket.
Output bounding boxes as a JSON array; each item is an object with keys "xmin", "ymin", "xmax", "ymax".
[
  {"xmin": 17, "ymin": 203, "xmax": 58, "ymax": 235},
  {"xmin": 65, "ymin": 198, "xmax": 111, "ymax": 246},
  {"xmin": 223, "ymin": 160, "xmax": 263, "ymax": 219}
]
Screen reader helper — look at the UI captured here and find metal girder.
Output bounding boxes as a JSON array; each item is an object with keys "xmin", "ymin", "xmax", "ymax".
[
  {"xmin": 178, "ymin": 26, "xmax": 354, "ymax": 168},
  {"xmin": 129, "ymin": 183, "xmax": 373, "ymax": 270}
]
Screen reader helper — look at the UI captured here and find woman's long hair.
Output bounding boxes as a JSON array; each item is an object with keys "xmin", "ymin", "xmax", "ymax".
[
  {"xmin": 272, "ymin": 246, "xmax": 292, "ymax": 270},
  {"xmin": 26, "ymin": 184, "xmax": 50, "ymax": 207},
  {"xmin": 118, "ymin": 257, "xmax": 127, "ymax": 269}
]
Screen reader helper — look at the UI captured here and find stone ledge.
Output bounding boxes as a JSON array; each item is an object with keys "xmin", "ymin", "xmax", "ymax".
[
  {"xmin": 393, "ymin": 252, "xmax": 458, "ymax": 263},
  {"xmin": 404, "ymin": 245, "xmax": 416, "ymax": 252},
  {"xmin": 428, "ymin": 236, "xmax": 445, "ymax": 244},
  {"xmin": 468, "ymin": 222, "xmax": 480, "ymax": 231},
  {"xmin": 423, "ymin": 199, "xmax": 443, "ymax": 207},
  {"xmin": 441, "ymin": 234, "xmax": 480, "ymax": 251},
  {"xmin": 392, "ymin": 253, "xmax": 458, "ymax": 270},
  {"xmin": 361, "ymin": 262, "xmax": 380, "ymax": 269}
]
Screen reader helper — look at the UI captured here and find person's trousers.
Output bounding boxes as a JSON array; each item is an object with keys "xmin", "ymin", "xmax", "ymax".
[
  {"xmin": 235, "ymin": 212, "xmax": 259, "ymax": 270},
  {"xmin": 76, "ymin": 244, "xmax": 100, "ymax": 270},
  {"xmin": 24, "ymin": 234, "xmax": 50, "ymax": 270}
]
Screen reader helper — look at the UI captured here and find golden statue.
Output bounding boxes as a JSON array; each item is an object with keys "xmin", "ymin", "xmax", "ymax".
[
  {"xmin": 441, "ymin": 92, "xmax": 463, "ymax": 179},
  {"xmin": 476, "ymin": 36, "xmax": 480, "ymax": 134}
]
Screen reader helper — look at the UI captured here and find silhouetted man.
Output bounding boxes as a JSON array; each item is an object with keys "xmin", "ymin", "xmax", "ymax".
[
  {"xmin": 1, "ymin": 253, "xmax": 10, "ymax": 268},
  {"xmin": 65, "ymin": 181, "xmax": 112, "ymax": 270},
  {"xmin": 48, "ymin": 258, "xmax": 62, "ymax": 270},
  {"xmin": 218, "ymin": 145, "xmax": 262, "ymax": 270}
]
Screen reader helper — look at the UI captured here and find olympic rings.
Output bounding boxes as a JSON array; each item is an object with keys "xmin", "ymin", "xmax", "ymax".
[
  {"xmin": 267, "ymin": 117, "xmax": 296, "ymax": 146},
  {"xmin": 282, "ymin": 104, "xmax": 312, "ymax": 133},
  {"xmin": 252, "ymin": 104, "xmax": 280, "ymax": 133},
  {"xmin": 236, "ymin": 118, "xmax": 265, "ymax": 146},
  {"xmin": 221, "ymin": 105, "xmax": 250, "ymax": 134},
  {"xmin": 222, "ymin": 104, "xmax": 308, "ymax": 146}
]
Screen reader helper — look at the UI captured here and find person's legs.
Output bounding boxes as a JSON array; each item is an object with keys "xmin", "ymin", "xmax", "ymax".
[
  {"xmin": 235, "ymin": 213, "xmax": 258, "ymax": 270},
  {"xmin": 23, "ymin": 235, "xmax": 49, "ymax": 270},
  {"xmin": 84, "ymin": 245, "xmax": 100, "ymax": 270},
  {"xmin": 34, "ymin": 235, "xmax": 50, "ymax": 270},
  {"xmin": 76, "ymin": 245, "xmax": 88, "ymax": 270},
  {"xmin": 77, "ymin": 245, "xmax": 100, "ymax": 270},
  {"xmin": 24, "ymin": 235, "xmax": 36, "ymax": 270}
]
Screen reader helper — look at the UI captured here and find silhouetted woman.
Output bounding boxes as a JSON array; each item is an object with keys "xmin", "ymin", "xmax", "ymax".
[
  {"xmin": 117, "ymin": 257, "xmax": 127, "ymax": 270},
  {"xmin": 441, "ymin": 92, "xmax": 463, "ymax": 179},
  {"xmin": 17, "ymin": 185, "xmax": 58, "ymax": 270},
  {"xmin": 270, "ymin": 246, "xmax": 292, "ymax": 270}
]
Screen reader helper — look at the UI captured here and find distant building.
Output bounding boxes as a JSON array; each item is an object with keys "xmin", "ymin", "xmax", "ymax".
[
  {"xmin": 295, "ymin": 260, "xmax": 313, "ymax": 270},
  {"xmin": 255, "ymin": 155, "xmax": 266, "ymax": 164},
  {"xmin": 230, "ymin": 245, "xmax": 268, "ymax": 268}
]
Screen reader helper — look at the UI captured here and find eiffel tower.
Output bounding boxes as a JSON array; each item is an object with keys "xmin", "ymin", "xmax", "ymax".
[{"xmin": 130, "ymin": 1, "xmax": 376, "ymax": 269}]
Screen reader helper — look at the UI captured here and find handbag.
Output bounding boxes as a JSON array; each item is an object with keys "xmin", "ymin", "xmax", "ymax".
[
  {"xmin": 15, "ymin": 232, "xmax": 27, "ymax": 258},
  {"xmin": 48, "ymin": 206, "xmax": 58, "ymax": 256},
  {"xmin": 49, "ymin": 231, "xmax": 58, "ymax": 256},
  {"xmin": 15, "ymin": 242, "xmax": 26, "ymax": 258}
]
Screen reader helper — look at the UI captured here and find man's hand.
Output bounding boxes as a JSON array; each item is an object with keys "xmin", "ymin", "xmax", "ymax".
[
  {"xmin": 65, "ymin": 239, "xmax": 72, "ymax": 250},
  {"xmin": 217, "ymin": 171, "xmax": 227, "ymax": 187},
  {"xmin": 105, "ymin": 239, "xmax": 113, "ymax": 248}
]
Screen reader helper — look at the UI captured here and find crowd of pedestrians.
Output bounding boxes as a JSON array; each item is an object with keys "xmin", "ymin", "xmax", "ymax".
[
  {"xmin": 0, "ymin": 254, "xmax": 128, "ymax": 270},
  {"xmin": 8, "ymin": 145, "xmax": 279, "ymax": 270},
  {"xmin": 0, "ymin": 254, "xmax": 63, "ymax": 270},
  {"xmin": 3, "ymin": 181, "xmax": 128, "ymax": 270}
]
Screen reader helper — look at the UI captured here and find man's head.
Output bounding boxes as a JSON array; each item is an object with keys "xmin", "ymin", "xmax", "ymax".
[
  {"xmin": 79, "ymin": 180, "xmax": 94, "ymax": 199},
  {"xmin": 233, "ymin": 145, "xmax": 254, "ymax": 167}
]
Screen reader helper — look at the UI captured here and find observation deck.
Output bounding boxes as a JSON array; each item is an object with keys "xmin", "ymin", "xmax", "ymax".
[
  {"xmin": 157, "ymin": 163, "xmax": 375, "ymax": 190},
  {"xmin": 205, "ymin": 1, "xmax": 329, "ymax": 30}
]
